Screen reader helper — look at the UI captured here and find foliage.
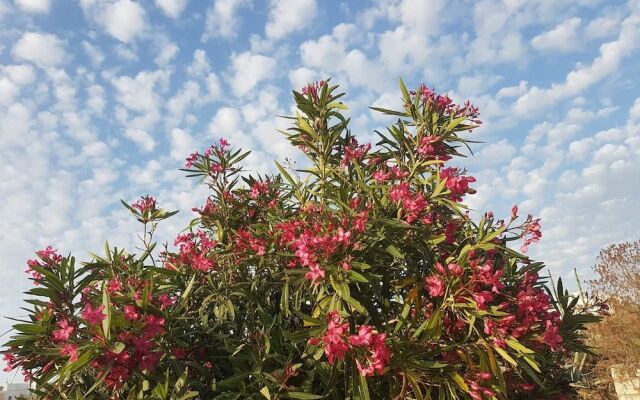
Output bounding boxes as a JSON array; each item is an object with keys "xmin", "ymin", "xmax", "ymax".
[
  {"xmin": 3, "ymin": 80, "xmax": 601, "ymax": 399},
  {"xmin": 575, "ymin": 240, "xmax": 640, "ymax": 399}
]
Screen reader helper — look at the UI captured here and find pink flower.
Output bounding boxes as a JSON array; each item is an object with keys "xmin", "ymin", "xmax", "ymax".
[
  {"xmin": 52, "ymin": 319, "xmax": 75, "ymax": 341},
  {"xmin": 316, "ymin": 312, "xmax": 351, "ymax": 365},
  {"xmin": 543, "ymin": 320, "xmax": 563, "ymax": 350},
  {"xmin": 107, "ymin": 278, "xmax": 122, "ymax": 294},
  {"xmin": 424, "ymin": 275, "xmax": 445, "ymax": 297},
  {"xmin": 158, "ymin": 294, "xmax": 176, "ymax": 310},
  {"xmin": 105, "ymin": 365, "xmax": 129, "ymax": 390},
  {"xmin": 249, "ymin": 181, "xmax": 270, "ymax": 199},
  {"xmin": 3, "ymin": 353, "xmax": 16, "ymax": 372},
  {"xmin": 184, "ymin": 151, "xmax": 199, "ymax": 168},
  {"xmin": 132, "ymin": 196, "xmax": 156, "ymax": 214},
  {"xmin": 372, "ymin": 169, "xmax": 389, "ymax": 183},
  {"xmin": 81, "ymin": 303, "xmax": 106, "ymax": 325},
  {"xmin": 123, "ymin": 305, "xmax": 139, "ymax": 321},
  {"xmin": 473, "ymin": 291, "xmax": 494, "ymax": 310},
  {"xmin": 60, "ymin": 344, "xmax": 78, "ymax": 362},
  {"xmin": 304, "ymin": 264, "xmax": 325, "ymax": 284},
  {"xmin": 441, "ymin": 167, "xmax": 476, "ymax": 202},
  {"xmin": 349, "ymin": 325, "xmax": 373, "ymax": 347},
  {"xmin": 341, "ymin": 139, "xmax": 371, "ymax": 167},
  {"xmin": 143, "ymin": 315, "xmax": 165, "ymax": 337}
]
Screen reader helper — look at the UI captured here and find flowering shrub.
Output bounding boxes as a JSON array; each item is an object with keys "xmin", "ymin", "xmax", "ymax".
[{"xmin": 3, "ymin": 80, "xmax": 600, "ymax": 399}]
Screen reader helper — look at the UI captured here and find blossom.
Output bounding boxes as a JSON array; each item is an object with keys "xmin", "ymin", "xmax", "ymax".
[
  {"xmin": 424, "ymin": 275, "xmax": 445, "ymax": 297},
  {"xmin": 341, "ymin": 138, "xmax": 371, "ymax": 167},
  {"xmin": 157, "ymin": 294, "xmax": 176, "ymax": 310},
  {"xmin": 350, "ymin": 326, "xmax": 390, "ymax": 377},
  {"xmin": 249, "ymin": 181, "xmax": 270, "ymax": 199},
  {"xmin": 520, "ymin": 217, "xmax": 542, "ymax": 253},
  {"xmin": 441, "ymin": 168, "xmax": 476, "ymax": 202},
  {"xmin": 3, "ymin": 353, "xmax": 16, "ymax": 372},
  {"xmin": 143, "ymin": 315, "xmax": 165, "ymax": 337},
  {"xmin": 543, "ymin": 320, "xmax": 563, "ymax": 350},
  {"xmin": 81, "ymin": 303, "xmax": 106, "ymax": 325},
  {"xmin": 132, "ymin": 195, "xmax": 156, "ymax": 214},
  {"xmin": 184, "ymin": 151, "xmax": 199, "ymax": 168},
  {"xmin": 123, "ymin": 305, "xmax": 140, "ymax": 321},
  {"xmin": 105, "ymin": 365, "xmax": 129, "ymax": 390},
  {"xmin": 304, "ymin": 264, "xmax": 325, "ymax": 284},
  {"xmin": 107, "ymin": 278, "xmax": 122, "ymax": 294},
  {"xmin": 311, "ymin": 312, "xmax": 351, "ymax": 365},
  {"xmin": 52, "ymin": 319, "xmax": 75, "ymax": 341},
  {"xmin": 60, "ymin": 344, "xmax": 78, "ymax": 362}
]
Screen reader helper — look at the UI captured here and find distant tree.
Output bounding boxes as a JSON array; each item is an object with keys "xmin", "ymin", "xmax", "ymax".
[{"xmin": 590, "ymin": 240, "xmax": 640, "ymax": 306}]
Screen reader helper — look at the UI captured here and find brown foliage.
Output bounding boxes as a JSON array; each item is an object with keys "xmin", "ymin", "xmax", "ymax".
[
  {"xmin": 590, "ymin": 240, "xmax": 640, "ymax": 305},
  {"xmin": 579, "ymin": 240, "xmax": 640, "ymax": 399}
]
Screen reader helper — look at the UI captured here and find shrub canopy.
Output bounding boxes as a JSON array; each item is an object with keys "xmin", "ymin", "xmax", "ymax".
[{"xmin": 3, "ymin": 80, "xmax": 599, "ymax": 399}]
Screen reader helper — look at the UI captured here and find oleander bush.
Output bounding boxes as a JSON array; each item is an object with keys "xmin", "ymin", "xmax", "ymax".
[{"xmin": 3, "ymin": 80, "xmax": 601, "ymax": 399}]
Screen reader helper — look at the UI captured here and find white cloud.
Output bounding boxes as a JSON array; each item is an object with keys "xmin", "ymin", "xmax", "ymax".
[
  {"xmin": 80, "ymin": 0, "xmax": 147, "ymax": 43},
  {"xmin": 513, "ymin": 10, "xmax": 640, "ymax": 116},
  {"xmin": 111, "ymin": 70, "xmax": 170, "ymax": 113},
  {"xmin": 202, "ymin": 0, "xmax": 251, "ymax": 40},
  {"xmin": 531, "ymin": 17, "xmax": 582, "ymax": 53},
  {"xmin": 124, "ymin": 128, "xmax": 155, "ymax": 151},
  {"xmin": 288, "ymin": 67, "xmax": 318, "ymax": 91},
  {"xmin": 14, "ymin": 0, "xmax": 51, "ymax": 13},
  {"xmin": 12, "ymin": 31, "xmax": 65, "ymax": 67},
  {"xmin": 208, "ymin": 107, "xmax": 241, "ymax": 137},
  {"xmin": 265, "ymin": 0, "xmax": 317, "ymax": 40},
  {"xmin": 187, "ymin": 49, "xmax": 210, "ymax": 77},
  {"xmin": 2, "ymin": 64, "xmax": 36, "ymax": 85},
  {"xmin": 228, "ymin": 51, "xmax": 276, "ymax": 97},
  {"xmin": 585, "ymin": 13, "xmax": 622, "ymax": 39},
  {"xmin": 103, "ymin": 0, "xmax": 146, "ymax": 42},
  {"xmin": 629, "ymin": 98, "xmax": 640, "ymax": 122},
  {"xmin": 82, "ymin": 40, "xmax": 105, "ymax": 66},
  {"xmin": 154, "ymin": 0, "xmax": 188, "ymax": 18},
  {"xmin": 170, "ymin": 128, "xmax": 194, "ymax": 161},
  {"xmin": 86, "ymin": 84, "xmax": 106, "ymax": 114},
  {"xmin": 155, "ymin": 43, "xmax": 179, "ymax": 66}
]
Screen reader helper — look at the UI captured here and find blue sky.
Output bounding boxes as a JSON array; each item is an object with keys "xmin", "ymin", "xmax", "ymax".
[{"xmin": 1, "ymin": 0, "xmax": 639, "ymax": 381}]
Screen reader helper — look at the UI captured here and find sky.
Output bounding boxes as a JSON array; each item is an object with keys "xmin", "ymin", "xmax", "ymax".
[{"xmin": 1, "ymin": 0, "xmax": 640, "ymax": 382}]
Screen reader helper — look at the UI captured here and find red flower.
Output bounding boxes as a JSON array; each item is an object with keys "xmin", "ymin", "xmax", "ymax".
[
  {"xmin": 82, "ymin": 303, "xmax": 106, "ymax": 325},
  {"xmin": 60, "ymin": 344, "xmax": 78, "ymax": 362},
  {"xmin": 52, "ymin": 319, "xmax": 75, "ymax": 341},
  {"xmin": 424, "ymin": 275, "xmax": 445, "ymax": 297}
]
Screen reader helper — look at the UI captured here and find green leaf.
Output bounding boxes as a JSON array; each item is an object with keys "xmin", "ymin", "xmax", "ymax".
[
  {"xmin": 385, "ymin": 243, "xmax": 405, "ymax": 259},
  {"xmin": 282, "ymin": 392, "xmax": 324, "ymax": 399},
  {"xmin": 102, "ymin": 283, "xmax": 112, "ymax": 340},
  {"xmin": 494, "ymin": 346, "xmax": 517, "ymax": 367}
]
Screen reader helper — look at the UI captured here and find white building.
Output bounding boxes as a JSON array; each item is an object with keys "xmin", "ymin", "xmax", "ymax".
[{"xmin": 0, "ymin": 383, "xmax": 32, "ymax": 400}]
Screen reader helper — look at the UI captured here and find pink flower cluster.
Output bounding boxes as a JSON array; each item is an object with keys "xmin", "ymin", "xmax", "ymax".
[
  {"xmin": 440, "ymin": 167, "xmax": 476, "ymax": 202},
  {"xmin": 341, "ymin": 138, "xmax": 371, "ymax": 167},
  {"xmin": 309, "ymin": 312, "xmax": 390, "ymax": 377},
  {"xmin": 520, "ymin": 216, "xmax": 542, "ymax": 253},
  {"xmin": 389, "ymin": 182, "xmax": 428, "ymax": 224},
  {"xmin": 417, "ymin": 135, "xmax": 451, "ymax": 162},
  {"xmin": 132, "ymin": 196, "xmax": 156, "ymax": 214},
  {"xmin": 169, "ymin": 230, "xmax": 217, "ymax": 272},
  {"xmin": 291, "ymin": 225, "xmax": 355, "ymax": 284},
  {"xmin": 91, "ymin": 313, "xmax": 166, "ymax": 390},
  {"xmin": 301, "ymin": 80, "xmax": 328, "ymax": 104},
  {"xmin": 249, "ymin": 180, "xmax": 270, "ymax": 199},
  {"xmin": 412, "ymin": 84, "xmax": 481, "ymax": 124},
  {"xmin": 25, "ymin": 246, "xmax": 63, "ymax": 284}
]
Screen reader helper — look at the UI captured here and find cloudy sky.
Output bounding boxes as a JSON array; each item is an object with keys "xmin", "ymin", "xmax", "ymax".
[{"xmin": 1, "ymin": 0, "xmax": 639, "ymax": 381}]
